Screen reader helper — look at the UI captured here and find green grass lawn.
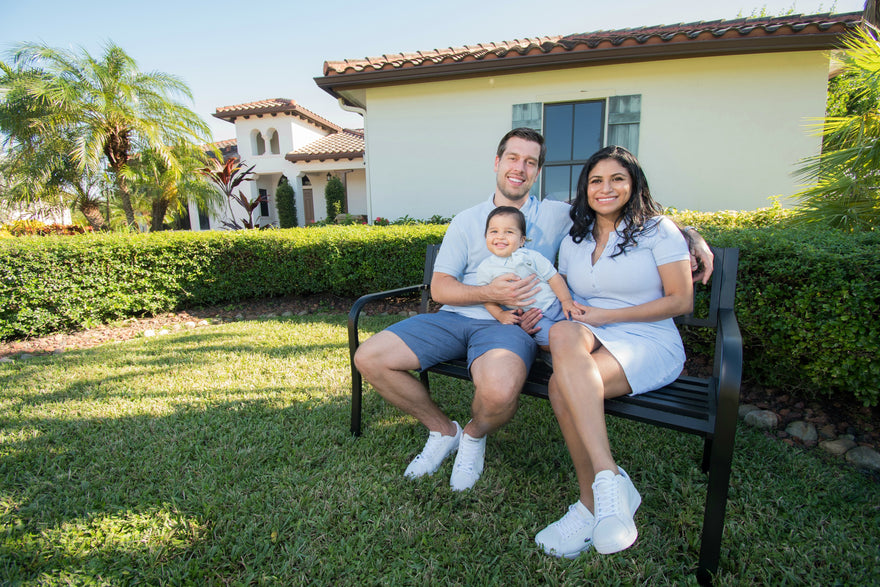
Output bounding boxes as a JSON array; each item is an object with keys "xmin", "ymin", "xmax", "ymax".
[{"xmin": 1, "ymin": 314, "xmax": 878, "ymax": 585}]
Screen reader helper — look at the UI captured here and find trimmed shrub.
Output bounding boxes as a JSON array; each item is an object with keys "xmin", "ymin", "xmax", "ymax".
[
  {"xmin": 0, "ymin": 225, "xmax": 445, "ymax": 340},
  {"xmin": 1, "ymin": 219, "xmax": 877, "ymax": 405},
  {"xmin": 678, "ymin": 226, "xmax": 879, "ymax": 406},
  {"xmin": 325, "ymin": 176, "xmax": 345, "ymax": 219},
  {"xmin": 275, "ymin": 178, "xmax": 297, "ymax": 228}
]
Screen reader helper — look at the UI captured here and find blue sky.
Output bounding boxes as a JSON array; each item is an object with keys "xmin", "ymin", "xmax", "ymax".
[{"xmin": 1, "ymin": 0, "xmax": 863, "ymax": 141}]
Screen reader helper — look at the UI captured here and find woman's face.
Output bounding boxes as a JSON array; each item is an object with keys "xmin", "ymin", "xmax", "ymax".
[{"xmin": 586, "ymin": 158, "xmax": 632, "ymax": 221}]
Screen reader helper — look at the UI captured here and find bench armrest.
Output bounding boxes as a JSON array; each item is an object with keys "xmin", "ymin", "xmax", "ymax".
[
  {"xmin": 347, "ymin": 284, "xmax": 428, "ymax": 354},
  {"xmin": 714, "ymin": 308, "xmax": 743, "ymax": 419}
]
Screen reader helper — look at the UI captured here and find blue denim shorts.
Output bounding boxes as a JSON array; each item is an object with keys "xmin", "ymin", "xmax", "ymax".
[
  {"xmin": 386, "ymin": 310, "xmax": 537, "ymax": 371},
  {"xmin": 533, "ymin": 299, "xmax": 566, "ymax": 347}
]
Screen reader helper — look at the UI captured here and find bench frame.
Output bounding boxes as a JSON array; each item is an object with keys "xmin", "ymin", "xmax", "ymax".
[{"xmin": 348, "ymin": 244, "xmax": 742, "ymax": 584}]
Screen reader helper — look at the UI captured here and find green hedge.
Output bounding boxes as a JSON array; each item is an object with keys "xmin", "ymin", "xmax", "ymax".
[
  {"xmin": 0, "ymin": 225, "xmax": 444, "ymax": 340},
  {"xmin": 1, "ymin": 217, "xmax": 878, "ymax": 405}
]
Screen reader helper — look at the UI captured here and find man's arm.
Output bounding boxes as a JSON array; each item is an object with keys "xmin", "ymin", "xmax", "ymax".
[
  {"xmin": 431, "ymin": 272, "xmax": 540, "ymax": 307},
  {"xmin": 681, "ymin": 226, "xmax": 714, "ymax": 285}
]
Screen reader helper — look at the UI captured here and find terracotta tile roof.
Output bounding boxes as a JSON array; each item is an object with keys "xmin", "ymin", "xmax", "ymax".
[
  {"xmin": 285, "ymin": 129, "xmax": 364, "ymax": 163},
  {"xmin": 213, "ymin": 98, "xmax": 341, "ymax": 133},
  {"xmin": 319, "ymin": 12, "xmax": 862, "ymax": 81}
]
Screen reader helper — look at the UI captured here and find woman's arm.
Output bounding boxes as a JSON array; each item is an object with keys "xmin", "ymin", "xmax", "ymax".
[{"xmin": 571, "ymin": 259, "xmax": 693, "ymax": 327}]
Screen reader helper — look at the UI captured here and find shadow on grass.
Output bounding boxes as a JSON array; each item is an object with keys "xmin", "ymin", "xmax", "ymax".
[{"xmin": 1, "ymin": 314, "xmax": 878, "ymax": 585}]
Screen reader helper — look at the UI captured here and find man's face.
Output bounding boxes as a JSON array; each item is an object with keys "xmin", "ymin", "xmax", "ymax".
[{"xmin": 493, "ymin": 137, "xmax": 541, "ymax": 203}]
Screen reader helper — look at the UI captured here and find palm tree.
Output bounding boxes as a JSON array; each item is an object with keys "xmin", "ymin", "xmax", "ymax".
[
  {"xmin": 2, "ymin": 42, "xmax": 210, "ymax": 228},
  {"xmin": 129, "ymin": 144, "xmax": 223, "ymax": 231},
  {"xmin": 793, "ymin": 26, "xmax": 880, "ymax": 231},
  {"xmin": 0, "ymin": 73, "xmax": 109, "ymax": 230}
]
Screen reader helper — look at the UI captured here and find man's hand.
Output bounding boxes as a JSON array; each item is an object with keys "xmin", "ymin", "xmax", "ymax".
[
  {"xmin": 515, "ymin": 307, "xmax": 542, "ymax": 335},
  {"xmin": 487, "ymin": 272, "xmax": 539, "ymax": 307},
  {"xmin": 683, "ymin": 228, "xmax": 714, "ymax": 285}
]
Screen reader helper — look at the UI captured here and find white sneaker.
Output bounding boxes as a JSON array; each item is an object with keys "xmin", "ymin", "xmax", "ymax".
[
  {"xmin": 403, "ymin": 421, "xmax": 462, "ymax": 479},
  {"xmin": 535, "ymin": 500, "xmax": 595, "ymax": 559},
  {"xmin": 591, "ymin": 467, "xmax": 642, "ymax": 554},
  {"xmin": 449, "ymin": 432, "xmax": 486, "ymax": 491}
]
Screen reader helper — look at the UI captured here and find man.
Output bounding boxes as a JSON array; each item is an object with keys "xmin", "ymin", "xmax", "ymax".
[{"xmin": 353, "ymin": 128, "xmax": 713, "ymax": 492}]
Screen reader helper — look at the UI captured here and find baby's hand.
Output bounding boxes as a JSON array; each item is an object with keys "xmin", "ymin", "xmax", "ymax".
[
  {"xmin": 561, "ymin": 299, "xmax": 577, "ymax": 320},
  {"xmin": 498, "ymin": 310, "xmax": 522, "ymax": 325}
]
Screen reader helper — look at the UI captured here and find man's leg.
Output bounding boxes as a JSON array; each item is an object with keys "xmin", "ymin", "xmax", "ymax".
[
  {"xmin": 354, "ymin": 330, "xmax": 456, "ymax": 435},
  {"xmin": 466, "ymin": 348, "xmax": 529, "ymax": 438},
  {"xmin": 450, "ymin": 322, "xmax": 535, "ymax": 491},
  {"xmin": 353, "ymin": 313, "xmax": 470, "ymax": 478}
]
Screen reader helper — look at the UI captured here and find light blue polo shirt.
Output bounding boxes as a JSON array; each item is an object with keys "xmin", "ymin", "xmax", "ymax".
[{"xmin": 433, "ymin": 195, "xmax": 573, "ymax": 320}]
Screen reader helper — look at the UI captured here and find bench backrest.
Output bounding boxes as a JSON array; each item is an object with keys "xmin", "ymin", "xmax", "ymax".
[{"xmin": 419, "ymin": 243, "xmax": 739, "ymax": 328}]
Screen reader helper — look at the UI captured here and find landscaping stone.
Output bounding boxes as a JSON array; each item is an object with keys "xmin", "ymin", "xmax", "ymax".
[
  {"xmin": 744, "ymin": 409, "xmax": 778, "ymax": 430},
  {"xmin": 786, "ymin": 421, "xmax": 818, "ymax": 443},
  {"xmin": 185, "ymin": 321, "xmax": 196, "ymax": 328},
  {"xmin": 819, "ymin": 424, "xmax": 837, "ymax": 439},
  {"xmin": 0, "ymin": 357, "xmax": 12, "ymax": 363},
  {"xmin": 845, "ymin": 446, "xmax": 880, "ymax": 472},
  {"xmin": 281, "ymin": 311, "xmax": 292, "ymax": 317},
  {"xmin": 19, "ymin": 353, "xmax": 34, "ymax": 361},
  {"xmin": 143, "ymin": 329, "xmax": 156, "ymax": 337},
  {"xmin": 820, "ymin": 437, "xmax": 857, "ymax": 456},
  {"xmin": 738, "ymin": 404, "xmax": 760, "ymax": 418}
]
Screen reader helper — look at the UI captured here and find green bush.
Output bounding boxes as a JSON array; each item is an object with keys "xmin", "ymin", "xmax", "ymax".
[
  {"xmin": 0, "ymin": 225, "xmax": 445, "ymax": 340},
  {"xmin": 324, "ymin": 176, "xmax": 345, "ymax": 219},
  {"xmin": 672, "ymin": 223, "xmax": 879, "ymax": 406},
  {"xmin": 275, "ymin": 178, "xmax": 297, "ymax": 228},
  {"xmin": 1, "ymin": 218, "xmax": 877, "ymax": 406}
]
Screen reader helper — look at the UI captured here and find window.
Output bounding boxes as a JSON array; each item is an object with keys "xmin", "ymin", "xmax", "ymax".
[
  {"xmin": 197, "ymin": 205, "xmax": 210, "ymax": 230},
  {"xmin": 512, "ymin": 95, "xmax": 641, "ymax": 202},
  {"xmin": 268, "ymin": 129, "xmax": 280, "ymax": 154},
  {"xmin": 255, "ymin": 131, "xmax": 266, "ymax": 156},
  {"xmin": 259, "ymin": 188, "xmax": 269, "ymax": 217},
  {"xmin": 542, "ymin": 100, "xmax": 605, "ymax": 202}
]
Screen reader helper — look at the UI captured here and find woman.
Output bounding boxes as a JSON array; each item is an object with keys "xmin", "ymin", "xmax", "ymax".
[{"xmin": 535, "ymin": 146, "xmax": 694, "ymax": 559}]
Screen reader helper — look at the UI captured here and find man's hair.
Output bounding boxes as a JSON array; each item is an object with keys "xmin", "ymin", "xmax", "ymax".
[
  {"xmin": 496, "ymin": 127, "xmax": 546, "ymax": 169},
  {"xmin": 485, "ymin": 205, "xmax": 527, "ymax": 237}
]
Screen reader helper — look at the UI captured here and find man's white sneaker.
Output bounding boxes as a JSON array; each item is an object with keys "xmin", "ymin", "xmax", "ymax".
[
  {"xmin": 591, "ymin": 467, "xmax": 642, "ymax": 554},
  {"xmin": 535, "ymin": 501, "xmax": 595, "ymax": 559},
  {"xmin": 449, "ymin": 432, "xmax": 486, "ymax": 491},
  {"xmin": 403, "ymin": 421, "xmax": 462, "ymax": 479}
]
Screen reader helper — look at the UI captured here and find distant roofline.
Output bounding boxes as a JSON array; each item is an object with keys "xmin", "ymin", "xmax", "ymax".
[{"xmin": 213, "ymin": 98, "xmax": 341, "ymax": 133}]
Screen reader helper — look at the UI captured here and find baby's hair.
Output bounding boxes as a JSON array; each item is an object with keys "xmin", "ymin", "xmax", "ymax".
[{"xmin": 485, "ymin": 206, "xmax": 527, "ymax": 236}]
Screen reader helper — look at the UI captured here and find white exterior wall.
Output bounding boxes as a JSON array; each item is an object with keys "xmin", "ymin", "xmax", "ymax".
[{"xmin": 361, "ymin": 51, "xmax": 830, "ymax": 218}]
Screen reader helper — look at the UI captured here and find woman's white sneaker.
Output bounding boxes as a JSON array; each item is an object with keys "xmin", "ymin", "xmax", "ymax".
[
  {"xmin": 591, "ymin": 467, "xmax": 641, "ymax": 554},
  {"xmin": 535, "ymin": 501, "xmax": 595, "ymax": 559}
]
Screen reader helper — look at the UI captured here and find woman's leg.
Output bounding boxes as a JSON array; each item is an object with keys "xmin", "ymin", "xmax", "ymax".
[
  {"xmin": 536, "ymin": 321, "xmax": 639, "ymax": 557},
  {"xmin": 548, "ymin": 321, "xmax": 630, "ymax": 504}
]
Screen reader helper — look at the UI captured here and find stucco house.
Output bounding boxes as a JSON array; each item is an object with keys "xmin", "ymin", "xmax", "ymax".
[
  {"xmin": 314, "ymin": 11, "xmax": 862, "ymax": 221},
  {"xmin": 188, "ymin": 98, "xmax": 366, "ymax": 229}
]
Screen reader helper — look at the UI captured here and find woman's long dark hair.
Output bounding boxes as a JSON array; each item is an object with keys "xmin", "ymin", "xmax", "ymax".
[{"xmin": 569, "ymin": 145, "xmax": 662, "ymax": 257}]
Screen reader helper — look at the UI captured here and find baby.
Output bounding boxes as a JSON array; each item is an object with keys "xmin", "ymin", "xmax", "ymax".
[{"xmin": 475, "ymin": 206, "xmax": 576, "ymax": 348}]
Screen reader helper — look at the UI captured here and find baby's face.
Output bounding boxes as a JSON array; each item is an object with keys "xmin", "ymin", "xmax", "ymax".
[{"xmin": 485, "ymin": 214, "xmax": 525, "ymax": 258}]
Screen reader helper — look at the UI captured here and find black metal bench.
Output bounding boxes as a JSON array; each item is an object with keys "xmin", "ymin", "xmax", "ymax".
[{"xmin": 348, "ymin": 244, "xmax": 742, "ymax": 585}]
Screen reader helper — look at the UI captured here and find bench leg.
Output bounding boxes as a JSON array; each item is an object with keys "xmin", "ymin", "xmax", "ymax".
[
  {"xmin": 696, "ymin": 428, "xmax": 737, "ymax": 584},
  {"xmin": 701, "ymin": 438, "xmax": 712, "ymax": 474},
  {"xmin": 351, "ymin": 365, "xmax": 363, "ymax": 436}
]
